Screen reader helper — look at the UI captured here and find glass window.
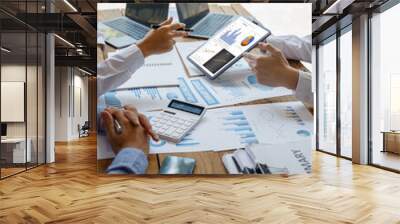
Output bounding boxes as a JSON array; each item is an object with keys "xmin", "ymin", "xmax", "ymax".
[
  {"xmin": 317, "ymin": 36, "xmax": 337, "ymax": 154},
  {"xmin": 371, "ymin": 3, "xmax": 400, "ymax": 171},
  {"xmin": 1, "ymin": 31, "xmax": 28, "ymax": 177},
  {"xmin": 0, "ymin": 1, "xmax": 46, "ymax": 179},
  {"xmin": 339, "ymin": 27, "xmax": 352, "ymax": 158}
]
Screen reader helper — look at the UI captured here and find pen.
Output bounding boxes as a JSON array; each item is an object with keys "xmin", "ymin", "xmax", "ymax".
[
  {"xmin": 150, "ymin": 24, "xmax": 193, "ymax": 32},
  {"xmin": 114, "ymin": 119, "xmax": 123, "ymax": 134}
]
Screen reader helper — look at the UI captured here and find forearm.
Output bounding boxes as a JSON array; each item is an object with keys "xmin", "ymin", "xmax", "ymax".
[
  {"xmin": 97, "ymin": 44, "xmax": 145, "ymax": 97},
  {"xmin": 107, "ymin": 147, "xmax": 149, "ymax": 174}
]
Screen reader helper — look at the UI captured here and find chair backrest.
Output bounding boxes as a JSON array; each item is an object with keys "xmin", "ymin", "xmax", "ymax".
[{"xmin": 82, "ymin": 121, "xmax": 90, "ymax": 129}]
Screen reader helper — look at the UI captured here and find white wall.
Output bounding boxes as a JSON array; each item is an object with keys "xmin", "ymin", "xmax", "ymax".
[
  {"xmin": 1, "ymin": 64, "xmax": 46, "ymax": 164},
  {"xmin": 54, "ymin": 67, "xmax": 89, "ymax": 141},
  {"xmin": 1, "ymin": 65, "xmax": 34, "ymax": 138}
]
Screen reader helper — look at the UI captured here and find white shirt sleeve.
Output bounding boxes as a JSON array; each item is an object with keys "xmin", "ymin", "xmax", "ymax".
[
  {"xmin": 97, "ymin": 44, "xmax": 145, "ymax": 97},
  {"xmin": 267, "ymin": 35, "xmax": 312, "ymax": 63},
  {"xmin": 295, "ymin": 70, "xmax": 313, "ymax": 107},
  {"xmin": 267, "ymin": 35, "xmax": 313, "ymax": 107}
]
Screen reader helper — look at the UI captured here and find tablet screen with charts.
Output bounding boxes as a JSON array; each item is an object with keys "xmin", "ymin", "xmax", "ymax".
[{"xmin": 188, "ymin": 16, "xmax": 271, "ymax": 79}]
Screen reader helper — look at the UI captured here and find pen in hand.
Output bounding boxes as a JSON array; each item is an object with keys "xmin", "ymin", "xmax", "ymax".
[
  {"xmin": 150, "ymin": 24, "xmax": 193, "ymax": 32},
  {"xmin": 114, "ymin": 119, "xmax": 123, "ymax": 134}
]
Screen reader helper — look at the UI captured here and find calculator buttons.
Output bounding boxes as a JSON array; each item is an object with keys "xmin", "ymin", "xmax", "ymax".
[{"xmin": 151, "ymin": 107, "xmax": 205, "ymax": 143}]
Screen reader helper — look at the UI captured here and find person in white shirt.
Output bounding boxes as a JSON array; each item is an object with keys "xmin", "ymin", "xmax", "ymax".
[
  {"xmin": 243, "ymin": 35, "xmax": 313, "ymax": 107},
  {"xmin": 97, "ymin": 17, "xmax": 187, "ymax": 97}
]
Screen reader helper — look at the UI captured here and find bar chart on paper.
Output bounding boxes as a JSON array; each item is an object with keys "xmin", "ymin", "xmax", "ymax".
[
  {"xmin": 222, "ymin": 110, "xmax": 259, "ymax": 145},
  {"xmin": 147, "ymin": 108, "xmax": 260, "ymax": 154},
  {"xmin": 146, "ymin": 102, "xmax": 312, "ymax": 154},
  {"xmin": 99, "ymin": 83, "xmax": 201, "ymax": 112},
  {"xmin": 97, "ymin": 102, "xmax": 312, "ymax": 158},
  {"xmin": 244, "ymin": 102, "xmax": 313, "ymax": 144}
]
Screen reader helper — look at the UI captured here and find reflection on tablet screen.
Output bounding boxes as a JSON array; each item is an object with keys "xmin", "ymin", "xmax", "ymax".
[{"xmin": 203, "ymin": 49, "xmax": 235, "ymax": 73}]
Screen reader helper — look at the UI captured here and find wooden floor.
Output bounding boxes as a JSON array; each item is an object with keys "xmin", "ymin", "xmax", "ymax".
[{"xmin": 0, "ymin": 135, "xmax": 400, "ymax": 223}]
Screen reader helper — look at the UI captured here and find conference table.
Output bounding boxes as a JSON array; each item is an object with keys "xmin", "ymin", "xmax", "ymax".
[{"xmin": 97, "ymin": 3, "xmax": 311, "ymax": 174}]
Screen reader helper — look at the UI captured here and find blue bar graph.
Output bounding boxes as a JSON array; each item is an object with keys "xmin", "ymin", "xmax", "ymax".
[
  {"xmin": 223, "ymin": 120, "xmax": 249, "ymax": 126},
  {"xmin": 191, "ymin": 79, "xmax": 219, "ymax": 106},
  {"xmin": 178, "ymin": 77, "xmax": 198, "ymax": 103},
  {"xmin": 284, "ymin": 106, "xmax": 306, "ymax": 126},
  {"xmin": 129, "ymin": 88, "xmax": 162, "ymax": 100},
  {"xmin": 222, "ymin": 110, "xmax": 259, "ymax": 145},
  {"xmin": 176, "ymin": 137, "xmax": 200, "ymax": 147},
  {"xmin": 220, "ymin": 28, "xmax": 241, "ymax": 45}
]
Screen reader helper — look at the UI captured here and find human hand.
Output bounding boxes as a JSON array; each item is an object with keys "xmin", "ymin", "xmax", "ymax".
[
  {"xmin": 122, "ymin": 105, "xmax": 159, "ymax": 142},
  {"xmin": 137, "ymin": 17, "xmax": 188, "ymax": 57},
  {"xmin": 101, "ymin": 106, "xmax": 157, "ymax": 155},
  {"xmin": 243, "ymin": 43, "xmax": 299, "ymax": 90}
]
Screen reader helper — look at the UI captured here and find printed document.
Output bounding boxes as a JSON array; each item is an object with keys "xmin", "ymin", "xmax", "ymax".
[
  {"xmin": 109, "ymin": 47, "xmax": 185, "ymax": 89},
  {"xmin": 148, "ymin": 101, "xmax": 313, "ymax": 154},
  {"xmin": 97, "ymin": 101, "xmax": 313, "ymax": 158},
  {"xmin": 187, "ymin": 71, "xmax": 292, "ymax": 108}
]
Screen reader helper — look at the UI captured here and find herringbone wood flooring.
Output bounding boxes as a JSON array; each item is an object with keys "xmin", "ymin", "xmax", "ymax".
[{"xmin": 1, "ymin": 135, "xmax": 400, "ymax": 223}]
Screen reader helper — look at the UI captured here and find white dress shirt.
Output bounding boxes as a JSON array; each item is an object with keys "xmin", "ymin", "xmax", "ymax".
[
  {"xmin": 267, "ymin": 35, "xmax": 313, "ymax": 107},
  {"xmin": 97, "ymin": 44, "xmax": 145, "ymax": 97}
]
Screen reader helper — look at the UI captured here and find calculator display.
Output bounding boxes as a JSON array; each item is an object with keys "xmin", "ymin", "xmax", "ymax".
[{"xmin": 168, "ymin": 100, "xmax": 204, "ymax": 115}]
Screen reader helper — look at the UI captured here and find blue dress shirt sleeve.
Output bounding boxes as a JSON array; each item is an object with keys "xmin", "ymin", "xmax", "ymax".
[{"xmin": 106, "ymin": 147, "xmax": 148, "ymax": 174}]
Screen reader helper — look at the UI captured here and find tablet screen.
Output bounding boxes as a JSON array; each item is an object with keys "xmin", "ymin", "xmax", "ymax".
[{"xmin": 188, "ymin": 17, "xmax": 270, "ymax": 78}]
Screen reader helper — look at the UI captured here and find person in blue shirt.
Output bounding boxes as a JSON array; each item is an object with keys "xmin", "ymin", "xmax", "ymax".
[
  {"xmin": 100, "ymin": 105, "xmax": 156, "ymax": 174},
  {"xmin": 98, "ymin": 17, "xmax": 187, "ymax": 174}
]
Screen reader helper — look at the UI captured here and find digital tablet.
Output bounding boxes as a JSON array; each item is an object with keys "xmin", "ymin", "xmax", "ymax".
[{"xmin": 187, "ymin": 16, "xmax": 271, "ymax": 79}]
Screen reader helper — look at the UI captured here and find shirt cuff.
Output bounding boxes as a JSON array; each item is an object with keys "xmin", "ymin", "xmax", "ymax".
[
  {"xmin": 295, "ymin": 70, "xmax": 313, "ymax": 107},
  {"xmin": 107, "ymin": 147, "xmax": 148, "ymax": 174}
]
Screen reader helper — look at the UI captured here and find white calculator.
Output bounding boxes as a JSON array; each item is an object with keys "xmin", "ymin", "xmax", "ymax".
[{"xmin": 150, "ymin": 100, "xmax": 206, "ymax": 143}]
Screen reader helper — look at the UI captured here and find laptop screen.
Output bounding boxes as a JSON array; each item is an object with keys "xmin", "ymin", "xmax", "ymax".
[
  {"xmin": 125, "ymin": 3, "xmax": 169, "ymax": 27},
  {"xmin": 176, "ymin": 3, "xmax": 209, "ymax": 28}
]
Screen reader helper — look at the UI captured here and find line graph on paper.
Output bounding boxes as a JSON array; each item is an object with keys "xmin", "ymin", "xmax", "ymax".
[{"xmin": 248, "ymin": 104, "xmax": 312, "ymax": 143}]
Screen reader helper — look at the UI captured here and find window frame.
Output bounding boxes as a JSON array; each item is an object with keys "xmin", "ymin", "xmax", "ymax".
[
  {"xmin": 315, "ymin": 23, "xmax": 352, "ymax": 160},
  {"xmin": 367, "ymin": 0, "xmax": 400, "ymax": 173}
]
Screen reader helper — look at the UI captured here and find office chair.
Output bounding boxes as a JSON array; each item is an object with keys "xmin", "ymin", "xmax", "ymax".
[{"xmin": 79, "ymin": 121, "xmax": 90, "ymax": 138}]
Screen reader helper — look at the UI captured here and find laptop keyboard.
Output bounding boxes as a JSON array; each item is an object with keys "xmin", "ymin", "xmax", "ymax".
[
  {"xmin": 194, "ymin": 14, "xmax": 234, "ymax": 36},
  {"xmin": 104, "ymin": 18, "xmax": 148, "ymax": 40}
]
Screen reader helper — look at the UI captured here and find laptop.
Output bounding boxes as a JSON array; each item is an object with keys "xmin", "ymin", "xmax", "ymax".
[
  {"xmin": 176, "ymin": 3, "xmax": 236, "ymax": 39},
  {"xmin": 101, "ymin": 3, "xmax": 169, "ymax": 48}
]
